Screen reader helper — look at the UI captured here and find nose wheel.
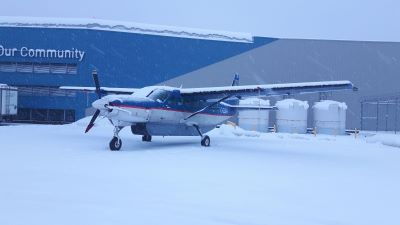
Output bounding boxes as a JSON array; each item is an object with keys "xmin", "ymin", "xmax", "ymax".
[
  {"xmin": 109, "ymin": 126, "xmax": 123, "ymax": 151},
  {"xmin": 109, "ymin": 137, "xmax": 122, "ymax": 151}
]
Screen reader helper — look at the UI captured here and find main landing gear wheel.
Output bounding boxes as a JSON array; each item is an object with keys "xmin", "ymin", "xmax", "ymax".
[
  {"xmin": 201, "ymin": 135, "xmax": 210, "ymax": 147},
  {"xmin": 193, "ymin": 124, "xmax": 211, "ymax": 147},
  {"xmin": 109, "ymin": 137, "xmax": 122, "ymax": 151},
  {"xmin": 142, "ymin": 135, "xmax": 152, "ymax": 142}
]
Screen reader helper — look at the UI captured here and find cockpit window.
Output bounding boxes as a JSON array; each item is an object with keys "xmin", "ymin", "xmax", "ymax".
[{"xmin": 147, "ymin": 89, "xmax": 170, "ymax": 102}]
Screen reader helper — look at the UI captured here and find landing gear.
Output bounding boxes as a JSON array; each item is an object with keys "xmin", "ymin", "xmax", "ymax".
[
  {"xmin": 193, "ymin": 124, "xmax": 210, "ymax": 147},
  {"xmin": 109, "ymin": 126, "xmax": 123, "ymax": 151},
  {"xmin": 142, "ymin": 135, "xmax": 152, "ymax": 142},
  {"xmin": 109, "ymin": 137, "xmax": 122, "ymax": 151}
]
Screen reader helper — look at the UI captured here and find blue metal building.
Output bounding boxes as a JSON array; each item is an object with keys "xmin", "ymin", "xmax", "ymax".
[{"xmin": 0, "ymin": 18, "xmax": 274, "ymax": 123}]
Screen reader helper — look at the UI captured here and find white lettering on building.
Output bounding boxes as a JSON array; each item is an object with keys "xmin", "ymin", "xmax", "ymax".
[{"xmin": 0, "ymin": 45, "xmax": 85, "ymax": 61}]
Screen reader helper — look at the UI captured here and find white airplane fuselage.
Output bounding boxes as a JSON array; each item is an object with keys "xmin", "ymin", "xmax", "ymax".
[{"xmin": 92, "ymin": 88, "xmax": 235, "ymax": 136}]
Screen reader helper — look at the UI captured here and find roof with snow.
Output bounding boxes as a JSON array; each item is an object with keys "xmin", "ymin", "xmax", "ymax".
[{"xmin": 0, "ymin": 16, "xmax": 253, "ymax": 43}]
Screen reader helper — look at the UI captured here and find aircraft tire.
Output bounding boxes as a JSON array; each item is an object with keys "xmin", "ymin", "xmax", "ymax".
[
  {"xmin": 109, "ymin": 137, "xmax": 122, "ymax": 151},
  {"xmin": 201, "ymin": 135, "xmax": 210, "ymax": 147}
]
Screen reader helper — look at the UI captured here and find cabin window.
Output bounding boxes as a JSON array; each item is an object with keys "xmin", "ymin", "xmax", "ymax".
[
  {"xmin": 167, "ymin": 96, "xmax": 183, "ymax": 105},
  {"xmin": 147, "ymin": 89, "xmax": 170, "ymax": 102}
]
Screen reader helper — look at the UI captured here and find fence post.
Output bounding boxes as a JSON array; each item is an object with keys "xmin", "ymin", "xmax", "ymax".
[
  {"xmin": 385, "ymin": 101, "xmax": 389, "ymax": 132},
  {"xmin": 376, "ymin": 101, "xmax": 379, "ymax": 132},
  {"xmin": 395, "ymin": 98, "xmax": 399, "ymax": 134},
  {"xmin": 360, "ymin": 101, "xmax": 364, "ymax": 131}
]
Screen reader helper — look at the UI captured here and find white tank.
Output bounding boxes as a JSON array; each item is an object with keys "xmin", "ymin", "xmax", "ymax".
[
  {"xmin": 238, "ymin": 98, "xmax": 270, "ymax": 132},
  {"xmin": 313, "ymin": 100, "xmax": 347, "ymax": 135},
  {"xmin": 275, "ymin": 99, "xmax": 308, "ymax": 133}
]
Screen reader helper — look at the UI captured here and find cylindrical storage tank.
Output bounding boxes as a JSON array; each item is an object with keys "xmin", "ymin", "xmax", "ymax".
[
  {"xmin": 313, "ymin": 100, "xmax": 347, "ymax": 135},
  {"xmin": 238, "ymin": 98, "xmax": 270, "ymax": 132},
  {"xmin": 275, "ymin": 99, "xmax": 308, "ymax": 133}
]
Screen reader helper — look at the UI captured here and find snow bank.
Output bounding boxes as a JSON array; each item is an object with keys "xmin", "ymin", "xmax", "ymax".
[
  {"xmin": 0, "ymin": 16, "xmax": 253, "ymax": 43},
  {"xmin": 367, "ymin": 133, "xmax": 400, "ymax": 148},
  {"xmin": 211, "ymin": 124, "xmax": 261, "ymax": 137}
]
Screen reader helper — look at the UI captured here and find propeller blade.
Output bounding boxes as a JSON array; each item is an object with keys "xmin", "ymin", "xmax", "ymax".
[
  {"xmin": 92, "ymin": 70, "xmax": 101, "ymax": 99},
  {"xmin": 85, "ymin": 109, "xmax": 101, "ymax": 133}
]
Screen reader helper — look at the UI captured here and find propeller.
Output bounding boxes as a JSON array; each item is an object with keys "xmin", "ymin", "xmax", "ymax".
[
  {"xmin": 92, "ymin": 70, "xmax": 102, "ymax": 99},
  {"xmin": 85, "ymin": 70, "xmax": 102, "ymax": 133},
  {"xmin": 85, "ymin": 109, "xmax": 100, "ymax": 133}
]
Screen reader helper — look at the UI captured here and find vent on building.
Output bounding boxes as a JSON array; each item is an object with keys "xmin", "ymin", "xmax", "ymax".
[
  {"xmin": 0, "ymin": 61, "xmax": 78, "ymax": 74},
  {"xmin": 0, "ymin": 62, "xmax": 17, "ymax": 72},
  {"xmin": 16, "ymin": 62, "xmax": 33, "ymax": 73}
]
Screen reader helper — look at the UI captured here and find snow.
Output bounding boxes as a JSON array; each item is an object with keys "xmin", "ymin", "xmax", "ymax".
[
  {"xmin": 0, "ymin": 16, "xmax": 253, "ymax": 43},
  {"xmin": 1, "ymin": 121, "xmax": 400, "ymax": 225},
  {"xmin": 366, "ymin": 133, "xmax": 400, "ymax": 148}
]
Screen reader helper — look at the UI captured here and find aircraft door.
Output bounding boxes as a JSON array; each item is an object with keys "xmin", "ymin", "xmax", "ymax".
[
  {"xmin": 148, "ymin": 90, "xmax": 183, "ymax": 123},
  {"xmin": 164, "ymin": 90, "xmax": 184, "ymax": 123}
]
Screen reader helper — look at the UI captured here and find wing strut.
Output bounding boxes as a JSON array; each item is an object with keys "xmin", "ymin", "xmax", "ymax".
[{"xmin": 184, "ymin": 95, "xmax": 232, "ymax": 120}]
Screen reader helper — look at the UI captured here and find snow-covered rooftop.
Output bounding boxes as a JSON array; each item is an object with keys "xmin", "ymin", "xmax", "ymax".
[{"xmin": 0, "ymin": 16, "xmax": 253, "ymax": 43}]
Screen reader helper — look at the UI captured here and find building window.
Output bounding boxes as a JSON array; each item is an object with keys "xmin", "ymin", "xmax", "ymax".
[
  {"xmin": 48, "ymin": 109, "xmax": 65, "ymax": 122},
  {"xmin": 34, "ymin": 63, "xmax": 50, "ymax": 73},
  {"xmin": 16, "ymin": 108, "xmax": 76, "ymax": 123},
  {"xmin": 67, "ymin": 64, "xmax": 78, "ymax": 74},
  {"xmin": 65, "ymin": 110, "xmax": 75, "ymax": 122},
  {"xmin": 0, "ymin": 62, "xmax": 17, "ymax": 72},
  {"xmin": 16, "ymin": 62, "xmax": 33, "ymax": 73},
  {"xmin": 51, "ymin": 63, "xmax": 67, "ymax": 74},
  {"xmin": 31, "ymin": 109, "xmax": 47, "ymax": 121},
  {"xmin": 0, "ymin": 61, "xmax": 78, "ymax": 74},
  {"xmin": 17, "ymin": 86, "xmax": 77, "ymax": 97},
  {"xmin": 16, "ymin": 108, "xmax": 30, "ymax": 120}
]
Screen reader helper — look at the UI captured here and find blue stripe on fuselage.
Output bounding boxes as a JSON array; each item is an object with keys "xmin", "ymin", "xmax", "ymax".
[{"xmin": 109, "ymin": 100, "xmax": 236, "ymax": 117}]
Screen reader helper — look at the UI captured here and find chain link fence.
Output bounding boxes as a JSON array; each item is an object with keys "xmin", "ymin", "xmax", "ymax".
[{"xmin": 360, "ymin": 93, "xmax": 400, "ymax": 133}]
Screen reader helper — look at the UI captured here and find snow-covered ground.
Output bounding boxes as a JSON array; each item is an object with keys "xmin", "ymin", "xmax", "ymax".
[{"xmin": 1, "ymin": 120, "xmax": 399, "ymax": 225}]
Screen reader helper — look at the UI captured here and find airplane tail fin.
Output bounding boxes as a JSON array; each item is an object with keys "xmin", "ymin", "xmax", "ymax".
[{"xmin": 231, "ymin": 73, "xmax": 240, "ymax": 86}]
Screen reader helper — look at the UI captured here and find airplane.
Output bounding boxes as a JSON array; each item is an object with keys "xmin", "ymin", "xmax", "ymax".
[{"xmin": 61, "ymin": 70, "xmax": 357, "ymax": 151}]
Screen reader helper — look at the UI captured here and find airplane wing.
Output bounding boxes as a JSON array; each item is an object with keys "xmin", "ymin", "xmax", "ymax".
[
  {"xmin": 59, "ymin": 86, "xmax": 137, "ymax": 95},
  {"xmin": 180, "ymin": 80, "xmax": 357, "ymax": 100}
]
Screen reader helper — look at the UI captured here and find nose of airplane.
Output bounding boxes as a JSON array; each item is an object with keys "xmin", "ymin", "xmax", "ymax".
[{"xmin": 92, "ymin": 98, "xmax": 110, "ymax": 110}]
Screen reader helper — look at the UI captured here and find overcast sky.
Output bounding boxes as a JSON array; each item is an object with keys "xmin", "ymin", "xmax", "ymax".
[{"xmin": 2, "ymin": 0, "xmax": 399, "ymax": 42}]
